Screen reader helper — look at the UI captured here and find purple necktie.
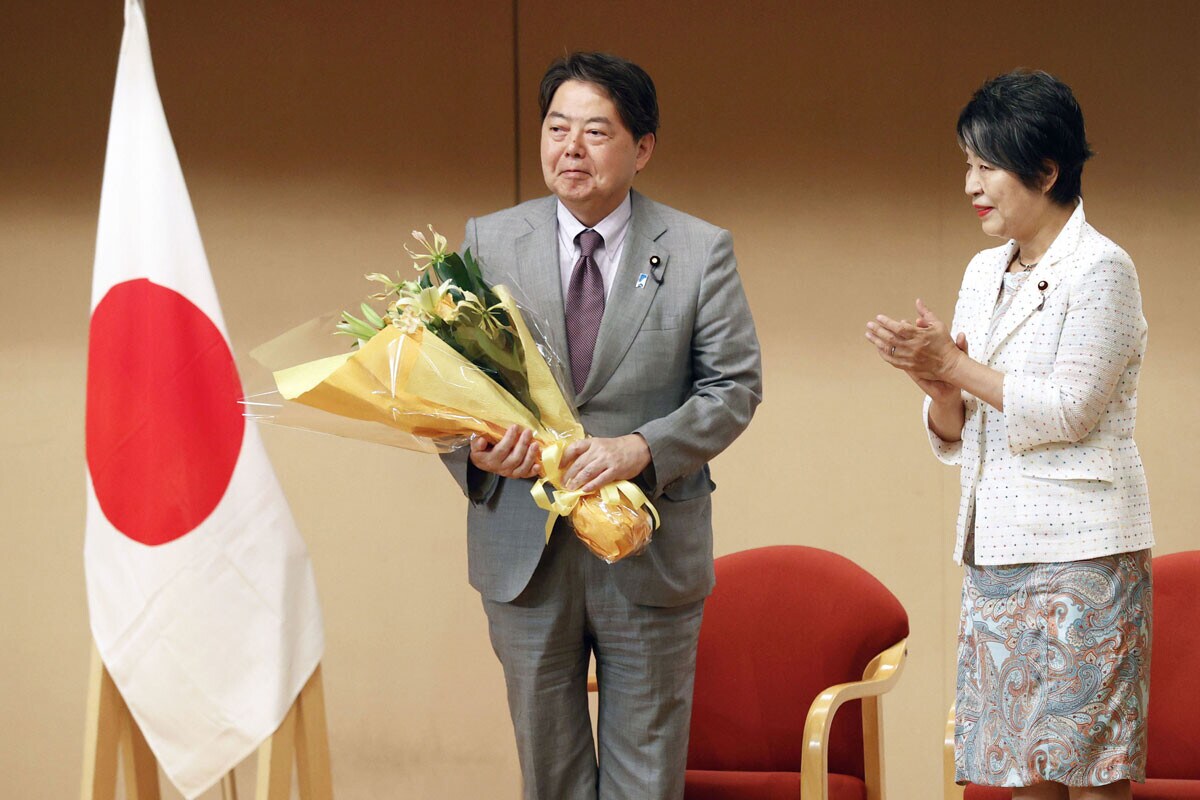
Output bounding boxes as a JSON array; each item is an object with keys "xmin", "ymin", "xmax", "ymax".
[{"xmin": 565, "ymin": 228, "xmax": 605, "ymax": 394}]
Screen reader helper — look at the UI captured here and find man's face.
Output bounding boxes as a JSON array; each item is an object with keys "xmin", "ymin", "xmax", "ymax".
[{"xmin": 540, "ymin": 80, "xmax": 654, "ymax": 227}]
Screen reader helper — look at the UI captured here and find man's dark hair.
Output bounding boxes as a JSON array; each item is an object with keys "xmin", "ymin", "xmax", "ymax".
[
  {"xmin": 957, "ymin": 69, "xmax": 1093, "ymax": 206},
  {"xmin": 538, "ymin": 52, "xmax": 659, "ymax": 140}
]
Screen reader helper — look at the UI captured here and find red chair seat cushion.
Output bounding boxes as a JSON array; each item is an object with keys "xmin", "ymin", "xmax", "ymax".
[
  {"xmin": 965, "ymin": 779, "xmax": 1200, "ymax": 800},
  {"xmin": 1134, "ymin": 781, "xmax": 1200, "ymax": 800},
  {"xmin": 685, "ymin": 770, "xmax": 866, "ymax": 800},
  {"xmin": 962, "ymin": 786, "xmax": 1008, "ymax": 800},
  {"xmin": 686, "ymin": 546, "xmax": 909, "ymax": 778},
  {"xmin": 1146, "ymin": 551, "xmax": 1200, "ymax": 780}
]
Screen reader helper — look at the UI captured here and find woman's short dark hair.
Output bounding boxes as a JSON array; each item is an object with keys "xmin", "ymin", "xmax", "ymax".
[
  {"xmin": 957, "ymin": 70, "xmax": 1093, "ymax": 206},
  {"xmin": 539, "ymin": 52, "xmax": 659, "ymax": 141}
]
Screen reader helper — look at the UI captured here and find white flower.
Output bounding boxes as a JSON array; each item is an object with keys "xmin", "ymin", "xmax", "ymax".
[
  {"xmin": 404, "ymin": 225, "xmax": 449, "ymax": 272},
  {"xmin": 391, "ymin": 308, "xmax": 423, "ymax": 335}
]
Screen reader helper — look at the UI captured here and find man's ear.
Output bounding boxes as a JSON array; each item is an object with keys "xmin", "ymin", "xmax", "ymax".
[{"xmin": 634, "ymin": 133, "xmax": 656, "ymax": 173}]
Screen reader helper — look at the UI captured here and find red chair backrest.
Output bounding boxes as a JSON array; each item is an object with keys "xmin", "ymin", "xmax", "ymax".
[
  {"xmin": 1146, "ymin": 549, "xmax": 1200, "ymax": 780},
  {"xmin": 686, "ymin": 545, "xmax": 909, "ymax": 778}
]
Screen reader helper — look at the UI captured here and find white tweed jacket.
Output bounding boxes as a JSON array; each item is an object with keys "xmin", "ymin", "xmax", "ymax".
[{"xmin": 925, "ymin": 202, "xmax": 1154, "ymax": 565}]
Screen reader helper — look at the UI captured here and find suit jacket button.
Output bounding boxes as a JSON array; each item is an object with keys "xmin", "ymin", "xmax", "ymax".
[
  {"xmin": 649, "ymin": 256, "xmax": 660, "ymax": 266},
  {"xmin": 1038, "ymin": 280, "xmax": 1048, "ymax": 291}
]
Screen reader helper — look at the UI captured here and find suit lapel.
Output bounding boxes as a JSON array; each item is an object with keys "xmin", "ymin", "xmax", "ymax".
[
  {"xmin": 981, "ymin": 203, "xmax": 1086, "ymax": 363},
  {"xmin": 575, "ymin": 191, "xmax": 667, "ymax": 406},
  {"xmin": 512, "ymin": 199, "xmax": 572, "ymax": 389},
  {"xmin": 970, "ymin": 240, "xmax": 1015, "ymax": 356}
]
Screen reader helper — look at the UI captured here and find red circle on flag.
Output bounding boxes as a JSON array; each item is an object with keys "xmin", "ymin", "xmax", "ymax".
[{"xmin": 87, "ymin": 278, "xmax": 244, "ymax": 546}]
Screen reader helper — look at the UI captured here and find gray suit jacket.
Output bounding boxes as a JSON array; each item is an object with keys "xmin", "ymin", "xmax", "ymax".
[{"xmin": 443, "ymin": 190, "xmax": 762, "ymax": 606}]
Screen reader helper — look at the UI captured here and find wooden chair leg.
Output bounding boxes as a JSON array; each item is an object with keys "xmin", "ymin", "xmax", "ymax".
[
  {"xmin": 861, "ymin": 694, "xmax": 885, "ymax": 800},
  {"xmin": 944, "ymin": 703, "xmax": 963, "ymax": 800}
]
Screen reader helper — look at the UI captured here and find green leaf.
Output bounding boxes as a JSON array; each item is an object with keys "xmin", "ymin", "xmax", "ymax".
[
  {"xmin": 336, "ymin": 311, "xmax": 381, "ymax": 341},
  {"xmin": 462, "ymin": 248, "xmax": 488, "ymax": 295},
  {"xmin": 471, "ymin": 327, "xmax": 522, "ymax": 371},
  {"xmin": 360, "ymin": 303, "xmax": 384, "ymax": 328},
  {"xmin": 437, "ymin": 252, "xmax": 471, "ymax": 289}
]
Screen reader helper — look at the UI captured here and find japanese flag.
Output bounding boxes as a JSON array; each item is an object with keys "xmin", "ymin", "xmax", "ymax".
[{"xmin": 84, "ymin": 2, "xmax": 324, "ymax": 796}]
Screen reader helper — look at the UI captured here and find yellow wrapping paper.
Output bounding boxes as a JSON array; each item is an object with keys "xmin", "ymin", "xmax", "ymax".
[
  {"xmin": 272, "ymin": 285, "xmax": 657, "ymax": 562},
  {"xmin": 275, "ymin": 324, "xmax": 534, "ymax": 444}
]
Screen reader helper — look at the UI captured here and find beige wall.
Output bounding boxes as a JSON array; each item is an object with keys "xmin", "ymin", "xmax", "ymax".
[{"xmin": 2, "ymin": 2, "xmax": 1196, "ymax": 798}]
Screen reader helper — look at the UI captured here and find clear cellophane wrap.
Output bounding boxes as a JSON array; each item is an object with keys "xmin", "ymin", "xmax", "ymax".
[{"xmin": 248, "ymin": 283, "xmax": 657, "ymax": 563}]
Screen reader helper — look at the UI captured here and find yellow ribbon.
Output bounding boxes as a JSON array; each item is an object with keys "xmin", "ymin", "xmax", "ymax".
[
  {"xmin": 492, "ymin": 287, "xmax": 660, "ymax": 549},
  {"xmin": 529, "ymin": 440, "xmax": 660, "ymax": 543}
]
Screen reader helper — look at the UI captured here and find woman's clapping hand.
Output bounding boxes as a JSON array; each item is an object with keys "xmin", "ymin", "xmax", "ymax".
[{"xmin": 866, "ymin": 299, "xmax": 969, "ymax": 402}]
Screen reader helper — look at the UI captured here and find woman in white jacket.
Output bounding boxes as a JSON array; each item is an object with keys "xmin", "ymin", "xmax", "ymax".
[{"xmin": 867, "ymin": 70, "xmax": 1153, "ymax": 800}]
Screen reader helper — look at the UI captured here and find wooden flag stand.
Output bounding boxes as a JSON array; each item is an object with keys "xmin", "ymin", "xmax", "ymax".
[{"xmin": 81, "ymin": 645, "xmax": 333, "ymax": 800}]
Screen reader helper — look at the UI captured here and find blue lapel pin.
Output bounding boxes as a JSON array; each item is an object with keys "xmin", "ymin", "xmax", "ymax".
[{"xmin": 636, "ymin": 273, "xmax": 649, "ymax": 289}]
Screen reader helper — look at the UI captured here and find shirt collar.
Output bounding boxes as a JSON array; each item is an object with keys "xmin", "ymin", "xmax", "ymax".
[{"xmin": 556, "ymin": 192, "xmax": 633, "ymax": 251}]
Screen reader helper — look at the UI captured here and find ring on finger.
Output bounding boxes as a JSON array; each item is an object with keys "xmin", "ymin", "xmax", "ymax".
[{"xmin": 890, "ymin": 345, "xmax": 896, "ymax": 356}]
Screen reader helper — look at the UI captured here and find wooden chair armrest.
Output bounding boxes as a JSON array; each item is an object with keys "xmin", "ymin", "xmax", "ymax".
[
  {"xmin": 944, "ymin": 702, "xmax": 963, "ymax": 799},
  {"xmin": 800, "ymin": 638, "xmax": 907, "ymax": 800}
]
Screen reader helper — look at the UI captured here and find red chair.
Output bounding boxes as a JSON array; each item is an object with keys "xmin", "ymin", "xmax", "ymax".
[
  {"xmin": 684, "ymin": 545, "xmax": 909, "ymax": 800},
  {"xmin": 945, "ymin": 550, "xmax": 1200, "ymax": 800}
]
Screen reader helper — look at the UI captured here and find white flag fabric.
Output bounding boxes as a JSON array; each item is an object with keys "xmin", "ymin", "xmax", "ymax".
[{"xmin": 85, "ymin": 2, "xmax": 324, "ymax": 796}]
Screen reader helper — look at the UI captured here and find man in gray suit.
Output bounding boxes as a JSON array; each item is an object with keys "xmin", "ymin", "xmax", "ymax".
[{"xmin": 443, "ymin": 52, "xmax": 762, "ymax": 799}]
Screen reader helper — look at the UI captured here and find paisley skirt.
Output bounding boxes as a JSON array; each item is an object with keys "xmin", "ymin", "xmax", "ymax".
[{"xmin": 954, "ymin": 549, "xmax": 1153, "ymax": 787}]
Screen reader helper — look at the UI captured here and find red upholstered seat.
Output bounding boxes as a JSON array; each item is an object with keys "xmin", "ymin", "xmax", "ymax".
[
  {"xmin": 1145, "ymin": 551, "xmax": 1200, "ymax": 783},
  {"xmin": 962, "ymin": 788, "xmax": 1009, "ymax": 800},
  {"xmin": 951, "ymin": 550, "xmax": 1200, "ymax": 800},
  {"xmin": 966, "ymin": 780, "xmax": 1200, "ymax": 800},
  {"xmin": 687, "ymin": 770, "xmax": 867, "ymax": 800},
  {"xmin": 684, "ymin": 546, "xmax": 910, "ymax": 800}
]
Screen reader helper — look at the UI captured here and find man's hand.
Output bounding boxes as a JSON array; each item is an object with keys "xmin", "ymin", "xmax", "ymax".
[
  {"xmin": 469, "ymin": 425, "xmax": 542, "ymax": 479},
  {"xmin": 560, "ymin": 434, "xmax": 652, "ymax": 493}
]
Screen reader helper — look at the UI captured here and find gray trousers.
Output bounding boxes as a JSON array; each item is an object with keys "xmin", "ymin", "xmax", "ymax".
[{"xmin": 483, "ymin": 528, "xmax": 704, "ymax": 800}]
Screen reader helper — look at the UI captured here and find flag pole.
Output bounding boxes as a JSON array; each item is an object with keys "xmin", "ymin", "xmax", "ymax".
[
  {"xmin": 81, "ymin": 644, "xmax": 161, "ymax": 800},
  {"xmin": 80, "ymin": 644, "xmax": 118, "ymax": 800},
  {"xmin": 82, "ymin": 648, "xmax": 333, "ymax": 799},
  {"xmin": 253, "ymin": 665, "xmax": 335, "ymax": 800}
]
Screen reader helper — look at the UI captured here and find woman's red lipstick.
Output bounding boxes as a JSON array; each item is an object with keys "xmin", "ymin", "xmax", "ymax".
[{"xmin": 974, "ymin": 205, "xmax": 993, "ymax": 218}]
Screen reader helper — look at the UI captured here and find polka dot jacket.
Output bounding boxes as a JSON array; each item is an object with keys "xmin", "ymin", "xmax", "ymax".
[{"xmin": 923, "ymin": 202, "xmax": 1154, "ymax": 565}]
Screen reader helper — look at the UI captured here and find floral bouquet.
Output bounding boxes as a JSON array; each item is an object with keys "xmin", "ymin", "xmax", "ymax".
[{"xmin": 252, "ymin": 228, "xmax": 657, "ymax": 563}]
